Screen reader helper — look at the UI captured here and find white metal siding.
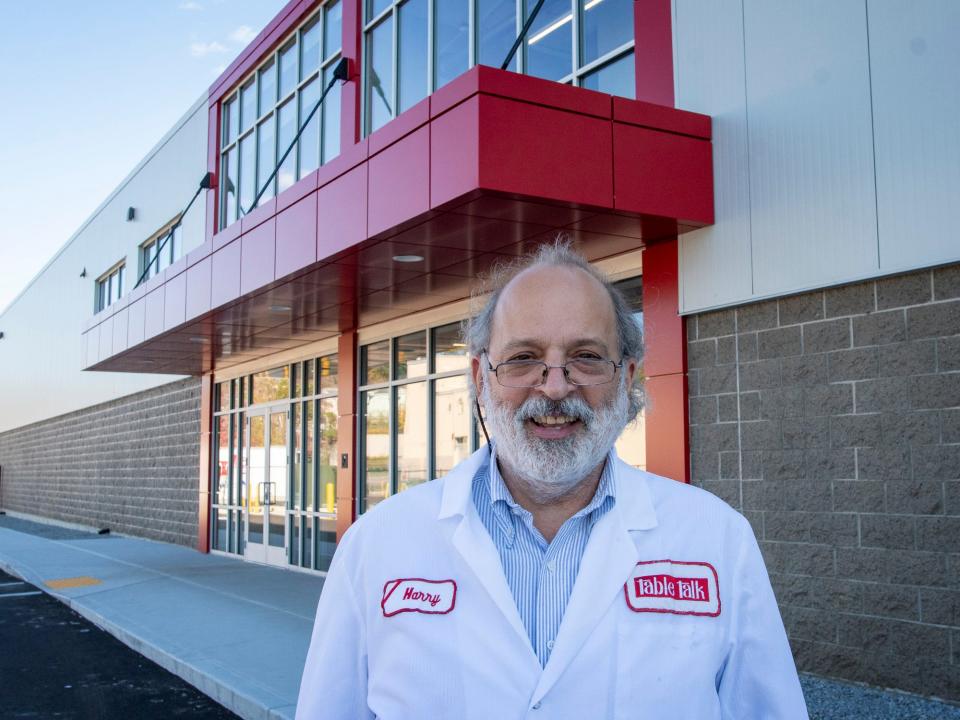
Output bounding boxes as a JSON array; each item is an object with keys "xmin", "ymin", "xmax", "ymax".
[
  {"xmin": 675, "ymin": 0, "xmax": 960, "ymax": 313},
  {"xmin": 675, "ymin": 0, "xmax": 754, "ymax": 311},
  {"xmin": 868, "ymin": 0, "xmax": 960, "ymax": 273},
  {"xmin": 0, "ymin": 98, "xmax": 208, "ymax": 434}
]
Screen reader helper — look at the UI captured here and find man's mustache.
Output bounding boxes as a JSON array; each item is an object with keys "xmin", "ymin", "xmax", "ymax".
[{"xmin": 514, "ymin": 396, "xmax": 596, "ymax": 427}]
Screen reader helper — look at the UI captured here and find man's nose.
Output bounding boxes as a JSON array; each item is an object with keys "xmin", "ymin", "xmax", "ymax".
[{"xmin": 538, "ymin": 365, "xmax": 574, "ymax": 400}]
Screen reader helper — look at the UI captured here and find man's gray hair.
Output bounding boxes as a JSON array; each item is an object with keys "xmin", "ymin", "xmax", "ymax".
[{"xmin": 463, "ymin": 238, "xmax": 645, "ymax": 421}]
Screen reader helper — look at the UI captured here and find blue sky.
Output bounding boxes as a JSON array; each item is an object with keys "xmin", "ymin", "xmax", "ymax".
[{"xmin": 0, "ymin": 0, "xmax": 289, "ymax": 312}]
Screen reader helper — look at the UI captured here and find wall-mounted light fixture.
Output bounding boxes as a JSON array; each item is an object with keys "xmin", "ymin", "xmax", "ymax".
[
  {"xmin": 80, "ymin": 268, "xmax": 87, "ymax": 278},
  {"xmin": 126, "ymin": 207, "xmax": 136, "ymax": 221}
]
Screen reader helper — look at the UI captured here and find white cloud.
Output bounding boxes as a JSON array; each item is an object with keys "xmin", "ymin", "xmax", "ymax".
[
  {"xmin": 190, "ymin": 40, "xmax": 228, "ymax": 57},
  {"xmin": 179, "ymin": 1, "xmax": 202, "ymax": 10},
  {"xmin": 230, "ymin": 25, "xmax": 257, "ymax": 45}
]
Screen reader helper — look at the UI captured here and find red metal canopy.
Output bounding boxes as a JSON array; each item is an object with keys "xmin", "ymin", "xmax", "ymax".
[{"xmin": 82, "ymin": 66, "xmax": 712, "ymax": 376}]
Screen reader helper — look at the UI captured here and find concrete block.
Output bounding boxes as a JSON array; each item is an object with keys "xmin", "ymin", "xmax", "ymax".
[
  {"xmin": 804, "ymin": 318, "xmax": 852, "ymax": 354},
  {"xmin": 761, "ymin": 452, "xmax": 808, "ymax": 483},
  {"xmin": 700, "ymin": 479, "xmax": 741, "ymax": 507},
  {"xmin": 911, "ymin": 373, "xmax": 960, "ymax": 410},
  {"xmin": 761, "ymin": 540, "xmax": 835, "ymax": 576},
  {"xmin": 688, "ymin": 339, "xmax": 717, "ymax": 369},
  {"xmin": 760, "ymin": 387, "xmax": 804, "ymax": 419},
  {"xmin": 919, "ymin": 587, "xmax": 960, "ymax": 626},
  {"xmin": 833, "ymin": 480, "xmax": 885, "ymax": 513},
  {"xmin": 719, "ymin": 451, "xmax": 740, "ymax": 480},
  {"xmin": 836, "ymin": 547, "xmax": 948, "ymax": 587},
  {"xmin": 737, "ymin": 333, "xmax": 758, "ymax": 362},
  {"xmin": 830, "ymin": 414, "xmax": 882, "ymax": 448},
  {"xmin": 827, "ymin": 347, "xmax": 879, "ymax": 383},
  {"xmin": 739, "ymin": 360, "xmax": 780, "ymax": 391},
  {"xmin": 880, "ymin": 412, "xmax": 941, "ymax": 447},
  {"xmin": 945, "ymin": 482, "xmax": 960, "ymax": 516},
  {"xmin": 858, "ymin": 446, "xmax": 912, "ymax": 480},
  {"xmin": 917, "ymin": 517, "xmax": 960, "ymax": 553},
  {"xmin": 805, "ymin": 448, "xmax": 856, "ymax": 480},
  {"xmin": 716, "ymin": 336, "xmax": 736, "ymax": 365},
  {"xmin": 877, "ymin": 272, "xmax": 932, "ymax": 310},
  {"xmin": 907, "ymin": 300, "xmax": 960, "ymax": 340},
  {"xmin": 877, "ymin": 340, "xmax": 937, "ymax": 377},
  {"xmin": 886, "ymin": 480, "xmax": 944, "ymax": 515},
  {"xmin": 698, "ymin": 365, "xmax": 739, "ymax": 395},
  {"xmin": 740, "ymin": 420, "xmax": 782, "ymax": 451},
  {"xmin": 697, "ymin": 308, "xmax": 735, "ymax": 338},
  {"xmin": 912, "ymin": 445, "xmax": 960, "ymax": 481},
  {"xmin": 741, "ymin": 452, "xmax": 763, "ymax": 480},
  {"xmin": 933, "ymin": 264, "xmax": 960, "ymax": 301},
  {"xmin": 862, "ymin": 583, "xmax": 920, "ymax": 621},
  {"xmin": 717, "ymin": 394, "xmax": 739, "ymax": 422},
  {"xmin": 689, "ymin": 396, "xmax": 718, "ymax": 425},
  {"xmin": 780, "ymin": 355, "xmax": 828, "ymax": 387},
  {"xmin": 736, "ymin": 300, "xmax": 778, "ymax": 332},
  {"xmin": 853, "ymin": 309, "xmax": 906, "ymax": 347},
  {"xmin": 861, "ymin": 514, "xmax": 916, "ymax": 550},
  {"xmin": 690, "ymin": 451, "xmax": 719, "ymax": 481},
  {"xmin": 738, "ymin": 392, "xmax": 761, "ymax": 421},
  {"xmin": 803, "ymin": 384, "xmax": 854, "ymax": 417},
  {"xmin": 939, "ymin": 337, "xmax": 960, "ymax": 372},
  {"xmin": 759, "ymin": 326, "xmax": 803, "ymax": 359},
  {"xmin": 690, "ymin": 423, "xmax": 739, "ymax": 452},
  {"xmin": 779, "ymin": 293, "xmax": 824, "ymax": 326},
  {"xmin": 782, "ymin": 417, "xmax": 830, "ymax": 450},
  {"xmin": 856, "ymin": 377, "xmax": 909, "ymax": 414},
  {"xmin": 825, "ymin": 281, "xmax": 876, "ymax": 318},
  {"xmin": 943, "ymin": 409, "xmax": 960, "ymax": 444}
]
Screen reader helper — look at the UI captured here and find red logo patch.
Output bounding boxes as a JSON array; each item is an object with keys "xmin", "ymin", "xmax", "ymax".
[
  {"xmin": 381, "ymin": 578, "xmax": 457, "ymax": 617},
  {"xmin": 624, "ymin": 560, "xmax": 720, "ymax": 617}
]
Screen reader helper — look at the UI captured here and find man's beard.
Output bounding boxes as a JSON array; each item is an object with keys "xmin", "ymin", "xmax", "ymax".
[{"xmin": 480, "ymin": 376, "xmax": 630, "ymax": 503}]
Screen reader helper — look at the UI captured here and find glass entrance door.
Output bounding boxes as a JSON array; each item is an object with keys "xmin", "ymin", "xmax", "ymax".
[{"xmin": 243, "ymin": 408, "xmax": 288, "ymax": 566}]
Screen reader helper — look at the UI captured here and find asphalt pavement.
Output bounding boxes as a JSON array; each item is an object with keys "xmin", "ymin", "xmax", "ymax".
[{"xmin": 1, "ymin": 511, "xmax": 959, "ymax": 720}]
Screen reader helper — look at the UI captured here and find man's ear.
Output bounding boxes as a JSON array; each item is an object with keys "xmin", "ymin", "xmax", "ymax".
[{"xmin": 471, "ymin": 355, "xmax": 484, "ymax": 400}]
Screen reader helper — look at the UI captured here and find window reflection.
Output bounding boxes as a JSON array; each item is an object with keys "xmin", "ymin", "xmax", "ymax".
[
  {"xmin": 257, "ymin": 116, "xmax": 276, "ymax": 201},
  {"xmin": 581, "ymin": 51, "xmax": 635, "ymax": 99},
  {"xmin": 362, "ymin": 340, "xmax": 390, "ymax": 384},
  {"xmin": 396, "ymin": 383, "xmax": 428, "ymax": 491},
  {"xmin": 363, "ymin": 389, "xmax": 391, "ymax": 510},
  {"xmin": 478, "ymin": 0, "xmax": 517, "ymax": 70},
  {"xmin": 395, "ymin": 330, "xmax": 427, "ymax": 380},
  {"xmin": 435, "ymin": 1, "xmax": 469, "ymax": 90},
  {"xmin": 433, "ymin": 322, "xmax": 469, "ymax": 372},
  {"xmin": 398, "ymin": 0, "xmax": 428, "ymax": 113},
  {"xmin": 299, "ymin": 77, "xmax": 321, "ymax": 179},
  {"xmin": 435, "ymin": 376, "xmax": 471, "ymax": 476},
  {"xmin": 526, "ymin": 0, "xmax": 571, "ymax": 81},
  {"xmin": 279, "ymin": 41, "xmax": 298, "ymax": 98},
  {"xmin": 319, "ymin": 397, "xmax": 338, "ymax": 512},
  {"xmin": 367, "ymin": 16, "xmax": 394, "ymax": 133},
  {"xmin": 277, "ymin": 99, "xmax": 297, "ymax": 192},
  {"xmin": 581, "ymin": 0, "xmax": 632, "ymax": 65}
]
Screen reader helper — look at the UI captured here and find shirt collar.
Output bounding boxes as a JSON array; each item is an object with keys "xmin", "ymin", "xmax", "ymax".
[{"xmin": 487, "ymin": 443, "xmax": 617, "ymax": 524}]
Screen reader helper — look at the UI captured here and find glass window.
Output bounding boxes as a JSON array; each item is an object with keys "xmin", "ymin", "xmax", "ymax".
[
  {"xmin": 316, "ymin": 516, "xmax": 337, "ymax": 571},
  {"xmin": 581, "ymin": 50, "xmax": 635, "ymax": 99},
  {"xmin": 320, "ymin": 354, "xmax": 339, "ymax": 392},
  {"xmin": 216, "ymin": 416, "xmax": 230, "ymax": 503},
  {"xmin": 477, "ymin": 0, "xmax": 517, "ymax": 70},
  {"xmin": 433, "ymin": 322, "xmax": 469, "ymax": 372},
  {"xmin": 252, "ymin": 366, "xmax": 290, "ymax": 404},
  {"xmin": 305, "ymin": 400, "xmax": 315, "ymax": 510},
  {"xmin": 612, "ymin": 275, "xmax": 644, "ymax": 470},
  {"xmin": 239, "ymin": 133, "xmax": 256, "ymax": 215},
  {"xmin": 368, "ymin": 0, "xmax": 390, "ymax": 20},
  {"xmin": 398, "ymin": 0, "xmax": 428, "ymax": 114},
  {"xmin": 240, "ymin": 80, "xmax": 256, "ymax": 131},
  {"xmin": 362, "ymin": 340, "xmax": 390, "ymax": 384},
  {"xmin": 322, "ymin": 62, "xmax": 341, "ymax": 162},
  {"xmin": 435, "ymin": 1, "xmax": 468, "ymax": 90},
  {"xmin": 301, "ymin": 17, "xmax": 321, "ymax": 79},
  {"xmin": 304, "ymin": 358, "xmax": 316, "ymax": 396},
  {"xmin": 395, "ymin": 330, "xmax": 427, "ymax": 380},
  {"xmin": 292, "ymin": 403, "xmax": 302, "ymax": 510},
  {"xmin": 95, "ymin": 262, "xmax": 125, "ymax": 312},
  {"xmin": 220, "ymin": 5, "xmax": 344, "ymax": 230},
  {"xmin": 277, "ymin": 99, "xmax": 297, "ymax": 192},
  {"xmin": 299, "ymin": 77, "xmax": 321, "ymax": 179},
  {"xmin": 526, "ymin": 0, "xmax": 572, "ymax": 82},
  {"xmin": 366, "ymin": 16, "xmax": 394, "ymax": 133},
  {"xmin": 279, "ymin": 41, "xmax": 298, "ymax": 98},
  {"xmin": 257, "ymin": 115, "xmax": 276, "ymax": 202},
  {"xmin": 435, "ymin": 376, "xmax": 471, "ymax": 476},
  {"xmin": 396, "ymin": 382, "xmax": 428, "ymax": 492},
  {"xmin": 581, "ymin": 0, "xmax": 632, "ymax": 65},
  {"xmin": 324, "ymin": 1, "xmax": 342, "ymax": 60},
  {"xmin": 363, "ymin": 388, "xmax": 390, "ymax": 510},
  {"xmin": 222, "ymin": 145, "xmax": 238, "ymax": 225},
  {"xmin": 319, "ymin": 396, "xmax": 338, "ymax": 512},
  {"xmin": 259, "ymin": 60, "xmax": 276, "ymax": 115}
]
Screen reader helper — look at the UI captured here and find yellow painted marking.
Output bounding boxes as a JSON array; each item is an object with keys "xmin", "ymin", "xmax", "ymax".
[{"xmin": 44, "ymin": 576, "xmax": 102, "ymax": 589}]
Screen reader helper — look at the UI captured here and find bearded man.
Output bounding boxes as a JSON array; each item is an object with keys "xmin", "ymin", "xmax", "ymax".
[{"xmin": 296, "ymin": 242, "xmax": 808, "ymax": 719}]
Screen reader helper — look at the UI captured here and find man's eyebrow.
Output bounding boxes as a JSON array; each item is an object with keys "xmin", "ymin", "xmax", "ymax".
[{"xmin": 498, "ymin": 338, "xmax": 611, "ymax": 354}]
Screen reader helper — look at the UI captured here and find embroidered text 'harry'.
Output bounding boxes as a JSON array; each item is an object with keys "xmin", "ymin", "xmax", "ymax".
[
  {"xmin": 624, "ymin": 560, "xmax": 720, "ymax": 616},
  {"xmin": 382, "ymin": 578, "xmax": 457, "ymax": 617}
]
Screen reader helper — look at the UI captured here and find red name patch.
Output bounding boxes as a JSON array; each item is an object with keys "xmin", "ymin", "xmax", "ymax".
[
  {"xmin": 381, "ymin": 578, "xmax": 457, "ymax": 617},
  {"xmin": 624, "ymin": 560, "xmax": 720, "ymax": 617}
]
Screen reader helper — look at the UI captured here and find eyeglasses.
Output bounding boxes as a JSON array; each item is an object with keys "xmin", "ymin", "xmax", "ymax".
[{"xmin": 484, "ymin": 353, "xmax": 623, "ymax": 388}]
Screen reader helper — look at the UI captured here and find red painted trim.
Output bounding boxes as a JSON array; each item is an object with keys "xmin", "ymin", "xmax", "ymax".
[
  {"xmin": 642, "ymin": 238, "xmax": 690, "ymax": 482},
  {"xmin": 633, "ymin": 0, "xmax": 675, "ymax": 106},
  {"xmin": 623, "ymin": 560, "xmax": 721, "ymax": 617},
  {"xmin": 341, "ymin": 0, "xmax": 362, "ymax": 148},
  {"xmin": 381, "ymin": 578, "xmax": 458, "ymax": 617}
]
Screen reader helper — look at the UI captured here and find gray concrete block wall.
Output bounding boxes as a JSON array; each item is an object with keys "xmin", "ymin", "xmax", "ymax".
[
  {"xmin": 688, "ymin": 263, "xmax": 960, "ymax": 701},
  {"xmin": 0, "ymin": 378, "xmax": 201, "ymax": 547}
]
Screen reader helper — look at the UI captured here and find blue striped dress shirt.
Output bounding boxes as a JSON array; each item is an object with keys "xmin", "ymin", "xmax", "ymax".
[{"xmin": 471, "ymin": 445, "xmax": 616, "ymax": 667}]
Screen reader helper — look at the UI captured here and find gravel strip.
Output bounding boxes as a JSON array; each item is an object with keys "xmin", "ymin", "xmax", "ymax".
[{"xmin": 802, "ymin": 673, "xmax": 960, "ymax": 719}]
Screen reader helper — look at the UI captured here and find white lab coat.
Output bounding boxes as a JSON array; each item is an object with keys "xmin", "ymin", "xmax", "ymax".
[{"xmin": 296, "ymin": 448, "xmax": 808, "ymax": 719}]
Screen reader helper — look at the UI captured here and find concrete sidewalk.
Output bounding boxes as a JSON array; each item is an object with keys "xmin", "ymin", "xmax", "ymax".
[
  {"xmin": 0, "ymin": 514, "xmax": 322, "ymax": 720},
  {"xmin": 2, "ymin": 512, "xmax": 960, "ymax": 720}
]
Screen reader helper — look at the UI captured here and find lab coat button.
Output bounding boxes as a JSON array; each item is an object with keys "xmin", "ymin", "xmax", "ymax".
[
  {"xmin": 532, "ymin": 702, "xmax": 542, "ymax": 710},
  {"xmin": 547, "ymin": 640, "xmax": 555, "ymax": 650},
  {"xmin": 546, "ymin": 560, "xmax": 556, "ymax": 572}
]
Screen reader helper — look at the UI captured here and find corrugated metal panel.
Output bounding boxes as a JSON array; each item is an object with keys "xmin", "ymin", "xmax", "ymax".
[
  {"xmin": 745, "ymin": 0, "xmax": 879, "ymax": 297},
  {"xmin": 869, "ymin": 0, "xmax": 960, "ymax": 272},
  {"xmin": 674, "ymin": 0, "xmax": 754, "ymax": 313}
]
